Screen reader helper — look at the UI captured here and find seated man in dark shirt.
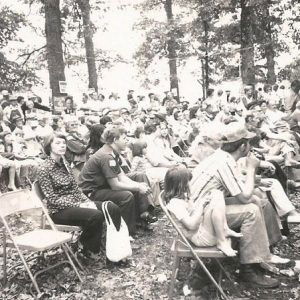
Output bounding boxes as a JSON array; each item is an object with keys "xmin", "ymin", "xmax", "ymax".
[{"xmin": 78, "ymin": 126, "xmax": 155, "ymax": 234}]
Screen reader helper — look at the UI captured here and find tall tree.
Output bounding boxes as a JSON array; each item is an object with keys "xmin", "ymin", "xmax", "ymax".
[
  {"xmin": 44, "ymin": 0, "xmax": 66, "ymax": 97},
  {"xmin": 76, "ymin": 0, "xmax": 98, "ymax": 92},
  {"xmin": 164, "ymin": 0, "xmax": 179, "ymax": 97},
  {"xmin": 261, "ymin": 1, "xmax": 276, "ymax": 84},
  {"xmin": 240, "ymin": 0, "xmax": 255, "ymax": 85}
]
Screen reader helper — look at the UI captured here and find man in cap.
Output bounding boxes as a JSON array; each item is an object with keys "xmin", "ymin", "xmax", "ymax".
[
  {"xmin": 117, "ymin": 107, "xmax": 134, "ymax": 132},
  {"xmin": 1, "ymin": 90, "xmax": 10, "ymax": 109},
  {"xmin": 3, "ymin": 95, "xmax": 24, "ymax": 130},
  {"xmin": 190, "ymin": 122, "xmax": 280, "ymax": 288}
]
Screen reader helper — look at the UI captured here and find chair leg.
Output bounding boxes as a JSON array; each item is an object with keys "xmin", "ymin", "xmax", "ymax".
[
  {"xmin": 14, "ymin": 246, "xmax": 41, "ymax": 295},
  {"xmin": 214, "ymin": 259, "xmax": 234, "ymax": 284},
  {"xmin": 64, "ymin": 244, "xmax": 84, "ymax": 271},
  {"xmin": 2, "ymin": 230, "xmax": 7, "ymax": 285},
  {"xmin": 216, "ymin": 268, "xmax": 223, "ymax": 300},
  {"xmin": 62, "ymin": 244, "xmax": 83, "ymax": 283},
  {"xmin": 169, "ymin": 252, "xmax": 180, "ymax": 300}
]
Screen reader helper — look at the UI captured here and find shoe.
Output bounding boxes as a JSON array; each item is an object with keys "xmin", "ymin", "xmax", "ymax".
[
  {"xmin": 267, "ymin": 254, "xmax": 290, "ymax": 264},
  {"xmin": 239, "ymin": 264, "xmax": 279, "ymax": 288},
  {"xmin": 78, "ymin": 244, "xmax": 102, "ymax": 261},
  {"xmin": 106, "ymin": 258, "xmax": 130, "ymax": 269},
  {"xmin": 140, "ymin": 212, "xmax": 158, "ymax": 224},
  {"xmin": 137, "ymin": 219, "xmax": 154, "ymax": 232}
]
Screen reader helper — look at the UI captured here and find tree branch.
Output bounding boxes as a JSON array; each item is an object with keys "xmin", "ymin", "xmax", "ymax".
[{"xmin": 18, "ymin": 45, "xmax": 46, "ymax": 66}]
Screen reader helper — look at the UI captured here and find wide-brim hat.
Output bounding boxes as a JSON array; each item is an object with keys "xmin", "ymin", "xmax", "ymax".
[{"xmin": 221, "ymin": 121, "xmax": 256, "ymax": 143}]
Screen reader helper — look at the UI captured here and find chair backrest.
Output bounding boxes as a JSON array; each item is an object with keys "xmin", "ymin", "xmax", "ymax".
[
  {"xmin": 158, "ymin": 191, "xmax": 189, "ymax": 243},
  {"xmin": 32, "ymin": 181, "xmax": 45, "ymax": 201},
  {"xmin": 0, "ymin": 190, "xmax": 43, "ymax": 219}
]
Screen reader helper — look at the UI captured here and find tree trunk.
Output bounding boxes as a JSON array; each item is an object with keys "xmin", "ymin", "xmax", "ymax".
[
  {"xmin": 240, "ymin": 0, "xmax": 255, "ymax": 85},
  {"xmin": 263, "ymin": 1, "xmax": 276, "ymax": 84},
  {"xmin": 164, "ymin": 0, "xmax": 179, "ymax": 99},
  {"xmin": 45, "ymin": 0, "xmax": 66, "ymax": 97},
  {"xmin": 77, "ymin": 0, "xmax": 98, "ymax": 92},
  {"xmin": 204, "ymin": 20, "xmax": 209, "ymax": 96}
]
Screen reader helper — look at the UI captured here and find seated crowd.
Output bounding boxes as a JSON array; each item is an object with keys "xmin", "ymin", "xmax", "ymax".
[{"xmin": 1, "ymin": 79, "xmax": 300, "ymax": 290}]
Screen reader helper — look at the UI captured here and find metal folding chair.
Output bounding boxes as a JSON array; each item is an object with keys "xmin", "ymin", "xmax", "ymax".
[
  {"xmin": 159, "ymin": 192, "xmax": 233, "ymax": 300},
  {"xmin": 0, "ymin": 189, "xmax": 83, "ymax": 296},
  {"xmin": 32, "ymin": 181, "xmax": 82, "ymax": 235}
]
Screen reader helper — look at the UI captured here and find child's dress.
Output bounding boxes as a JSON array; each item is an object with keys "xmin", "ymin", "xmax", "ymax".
[{"xmin": 167, "ymin": 196, "xmax": 218, "ymax": 247}]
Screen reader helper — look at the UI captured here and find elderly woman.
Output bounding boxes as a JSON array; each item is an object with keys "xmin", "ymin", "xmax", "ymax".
[{"xmin": 37, "ymin": 133, "xmax": 121, "ymax": 259}]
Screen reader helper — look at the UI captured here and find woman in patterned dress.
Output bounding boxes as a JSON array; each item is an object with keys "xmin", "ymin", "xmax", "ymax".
[{"xmin": 37, "ymin": 133, "xmax": 121, "ymax": 259}]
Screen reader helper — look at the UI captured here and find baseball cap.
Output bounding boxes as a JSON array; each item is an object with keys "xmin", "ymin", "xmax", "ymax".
[
  {"xmin": 221, "ymin": 122, "xmax": 256, "ymax": 143},
  {"xmin": 9, "ymin": 95, "xmax": 18, "ymax": 101},
  {"xmin": 120, "ymin": 107, "xmax": 129, "ymax": 114}
]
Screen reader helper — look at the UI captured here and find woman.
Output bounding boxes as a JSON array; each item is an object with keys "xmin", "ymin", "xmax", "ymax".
[
  {"xmin": 86, "ymin": 124, "xmax": 105, "ymax": 159},
  {"xmin": 153, "ymin": 122, "xmax": 183, "ymax": 164},
  {"xmin": 37, "ymin": 133, "xmax": 121, "ymax": 259}
]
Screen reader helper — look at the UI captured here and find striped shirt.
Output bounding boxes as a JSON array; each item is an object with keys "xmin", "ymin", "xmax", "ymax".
[{"xmin": 190, "ymin": 149, "xmax": 244, "ymax": 205}]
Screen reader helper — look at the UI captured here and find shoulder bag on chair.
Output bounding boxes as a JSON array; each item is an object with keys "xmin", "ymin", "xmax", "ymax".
[{"xmin": 102, "ymin": 201, "xmax": 132, "ymax": 262}]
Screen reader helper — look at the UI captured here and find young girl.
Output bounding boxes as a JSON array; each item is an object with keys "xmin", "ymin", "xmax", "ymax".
[
  {"xmin": 164, "ymin": 166, "xmax": 242, "ymax": 257},
  {"xmin": 129, "ymin": 141, "xmax": 152, "ymax": 173}
]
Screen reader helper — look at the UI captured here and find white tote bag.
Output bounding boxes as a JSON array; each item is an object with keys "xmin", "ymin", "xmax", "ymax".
[{"xmin": 102, "ymin": 201, "xmax": 132, "ymax": 262}]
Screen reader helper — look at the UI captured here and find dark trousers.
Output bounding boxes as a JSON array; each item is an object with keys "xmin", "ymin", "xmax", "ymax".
[
  {"xmin": 127, "ymin": 172, "xmax": 154, "ymax": 212},
  {"xmin": 269, "ymin": 160, "xmax": 287, "ymax": 191},
  {"xmin": 91, "ymin": 190, "xmax": 136, "ymax": 234},
  {"xmin": 51, "ymin": 202, "xmax": 121, "ymax": 253}
]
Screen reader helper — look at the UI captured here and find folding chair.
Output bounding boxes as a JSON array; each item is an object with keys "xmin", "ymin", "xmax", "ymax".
[
  {"xmin": 159, "ymin": 192, "xmax": 233, "ymax": 300},
  {"xmin": 0, "ymin": 189, "xmax": 83, "ymax": 296},
  {"xmin": 32, "ymin": 181, "xmax": 82, "ymax": 234}
]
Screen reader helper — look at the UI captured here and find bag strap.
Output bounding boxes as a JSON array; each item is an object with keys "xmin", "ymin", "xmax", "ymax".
[
  {"xmin": 102, "ymin": 201, "xmax": 110, "ymax": 225},
  {"xmin": 102, "ymin": 201, "xmax": 116, "ymax": 227}
]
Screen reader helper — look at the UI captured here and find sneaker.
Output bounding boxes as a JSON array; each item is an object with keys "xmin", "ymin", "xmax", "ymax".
[
  {"xmin": 239, "ymin": 264, "xmax": 279, "ymax": 288},
  {"xmin": 268, "ymin": 254, "xmax": 290, "ymax": 264}
]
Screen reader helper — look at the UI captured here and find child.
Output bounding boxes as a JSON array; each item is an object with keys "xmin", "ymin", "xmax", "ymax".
[
  {"xmin": 129, "ymin": 141, "xmax": 152, "ymax": 173},
  {"xmin": 164, "ymin": 166, "xmax": 242, "ymax": 257},
  {"xmin": 0, "ymin": 140, "xmax": 17, "ymax": 191}
]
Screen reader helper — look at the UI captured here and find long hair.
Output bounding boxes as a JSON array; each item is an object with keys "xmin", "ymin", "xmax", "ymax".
[
  {"xmin": 164, "ymin": 166, "xmax": 191, "ymax": 203},
  {"xmin": 88, "ymin": 124, "xmax": 105, "ymax": 151},
  {"xmin": 129, "ymin": 141, "xmax": 147, "ymax": 157}
]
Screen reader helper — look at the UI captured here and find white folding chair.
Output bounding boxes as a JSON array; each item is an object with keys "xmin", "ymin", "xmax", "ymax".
[
  {"xmin": 159, "ymin": 192, "xmax": 234, "ymax": 300},
  {"xmin": 32, "ymin": 181, "xmax": 82, "ymax": 234},
  {"xmin": 0, "ymin": 189, "xmax": 83, "ymax": 296}
]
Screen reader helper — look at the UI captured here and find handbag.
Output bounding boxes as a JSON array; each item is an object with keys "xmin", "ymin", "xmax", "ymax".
[{"xmin": 102, "ymin": 201, "xmax": 132, "ymax": 262}]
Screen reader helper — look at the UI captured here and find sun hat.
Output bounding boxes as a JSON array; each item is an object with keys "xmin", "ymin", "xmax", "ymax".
[{"xmin": 221, "ymin": 121, "xmax": 256, "ymax": 143}]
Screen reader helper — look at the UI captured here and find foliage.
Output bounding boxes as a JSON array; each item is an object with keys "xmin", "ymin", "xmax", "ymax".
[
  {"xmin": 278, "ymin": 59, "xmax": 300, "ymax": 82},
  {"xmin": 0, "ymin": 6, "xmax": 39, "ymax": 90}
]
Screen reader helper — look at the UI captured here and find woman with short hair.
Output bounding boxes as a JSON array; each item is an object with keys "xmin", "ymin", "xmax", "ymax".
[{"xmin": 37, "ymin": 133, "xmax": 121, "ymax": 259}]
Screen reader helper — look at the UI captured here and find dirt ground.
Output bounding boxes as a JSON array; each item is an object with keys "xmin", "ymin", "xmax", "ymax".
[{"xmin": 1, "ymin": 195, "xmax": 300, "ymax": 300}]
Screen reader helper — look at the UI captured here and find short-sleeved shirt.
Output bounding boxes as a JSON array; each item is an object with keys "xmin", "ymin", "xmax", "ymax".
[
  {"xmin": 190, "ymin": 149, "xmax": 244, "ymax": 205},
  {"xmin": 78, "ymin": 144, "xmax": 121, "ymax": 193}
]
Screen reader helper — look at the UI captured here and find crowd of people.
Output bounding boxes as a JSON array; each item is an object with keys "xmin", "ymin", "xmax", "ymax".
[{"xmin": 1, "ymin": 79, "xmax": 300, "ymax": 291}]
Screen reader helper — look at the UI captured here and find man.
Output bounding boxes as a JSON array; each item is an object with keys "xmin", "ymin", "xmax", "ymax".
[
  {"xmin": 284, "ymin": 80, "xmax": 300, "ymax": 113},
  {"xmin": 242, "ymin": 85, "xmax": 256, "ymax": 110},
  {"xmin": 3, "ymin": 95, "xmax": 24, "ymax": 130},
  {"xmin": 65, "ymin": 118, "xmax": 87, "ymax": 179},
  {"xmin": 190, "ymin": 122, "xmax": 281, "ymax": 288},
  {"xmin": 162, "ymin": 91, "xmax": 178, "ymax": 109},
  {"xmin": 78, "ymin": 127, "xmax": 154, "ymax": 234}
]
